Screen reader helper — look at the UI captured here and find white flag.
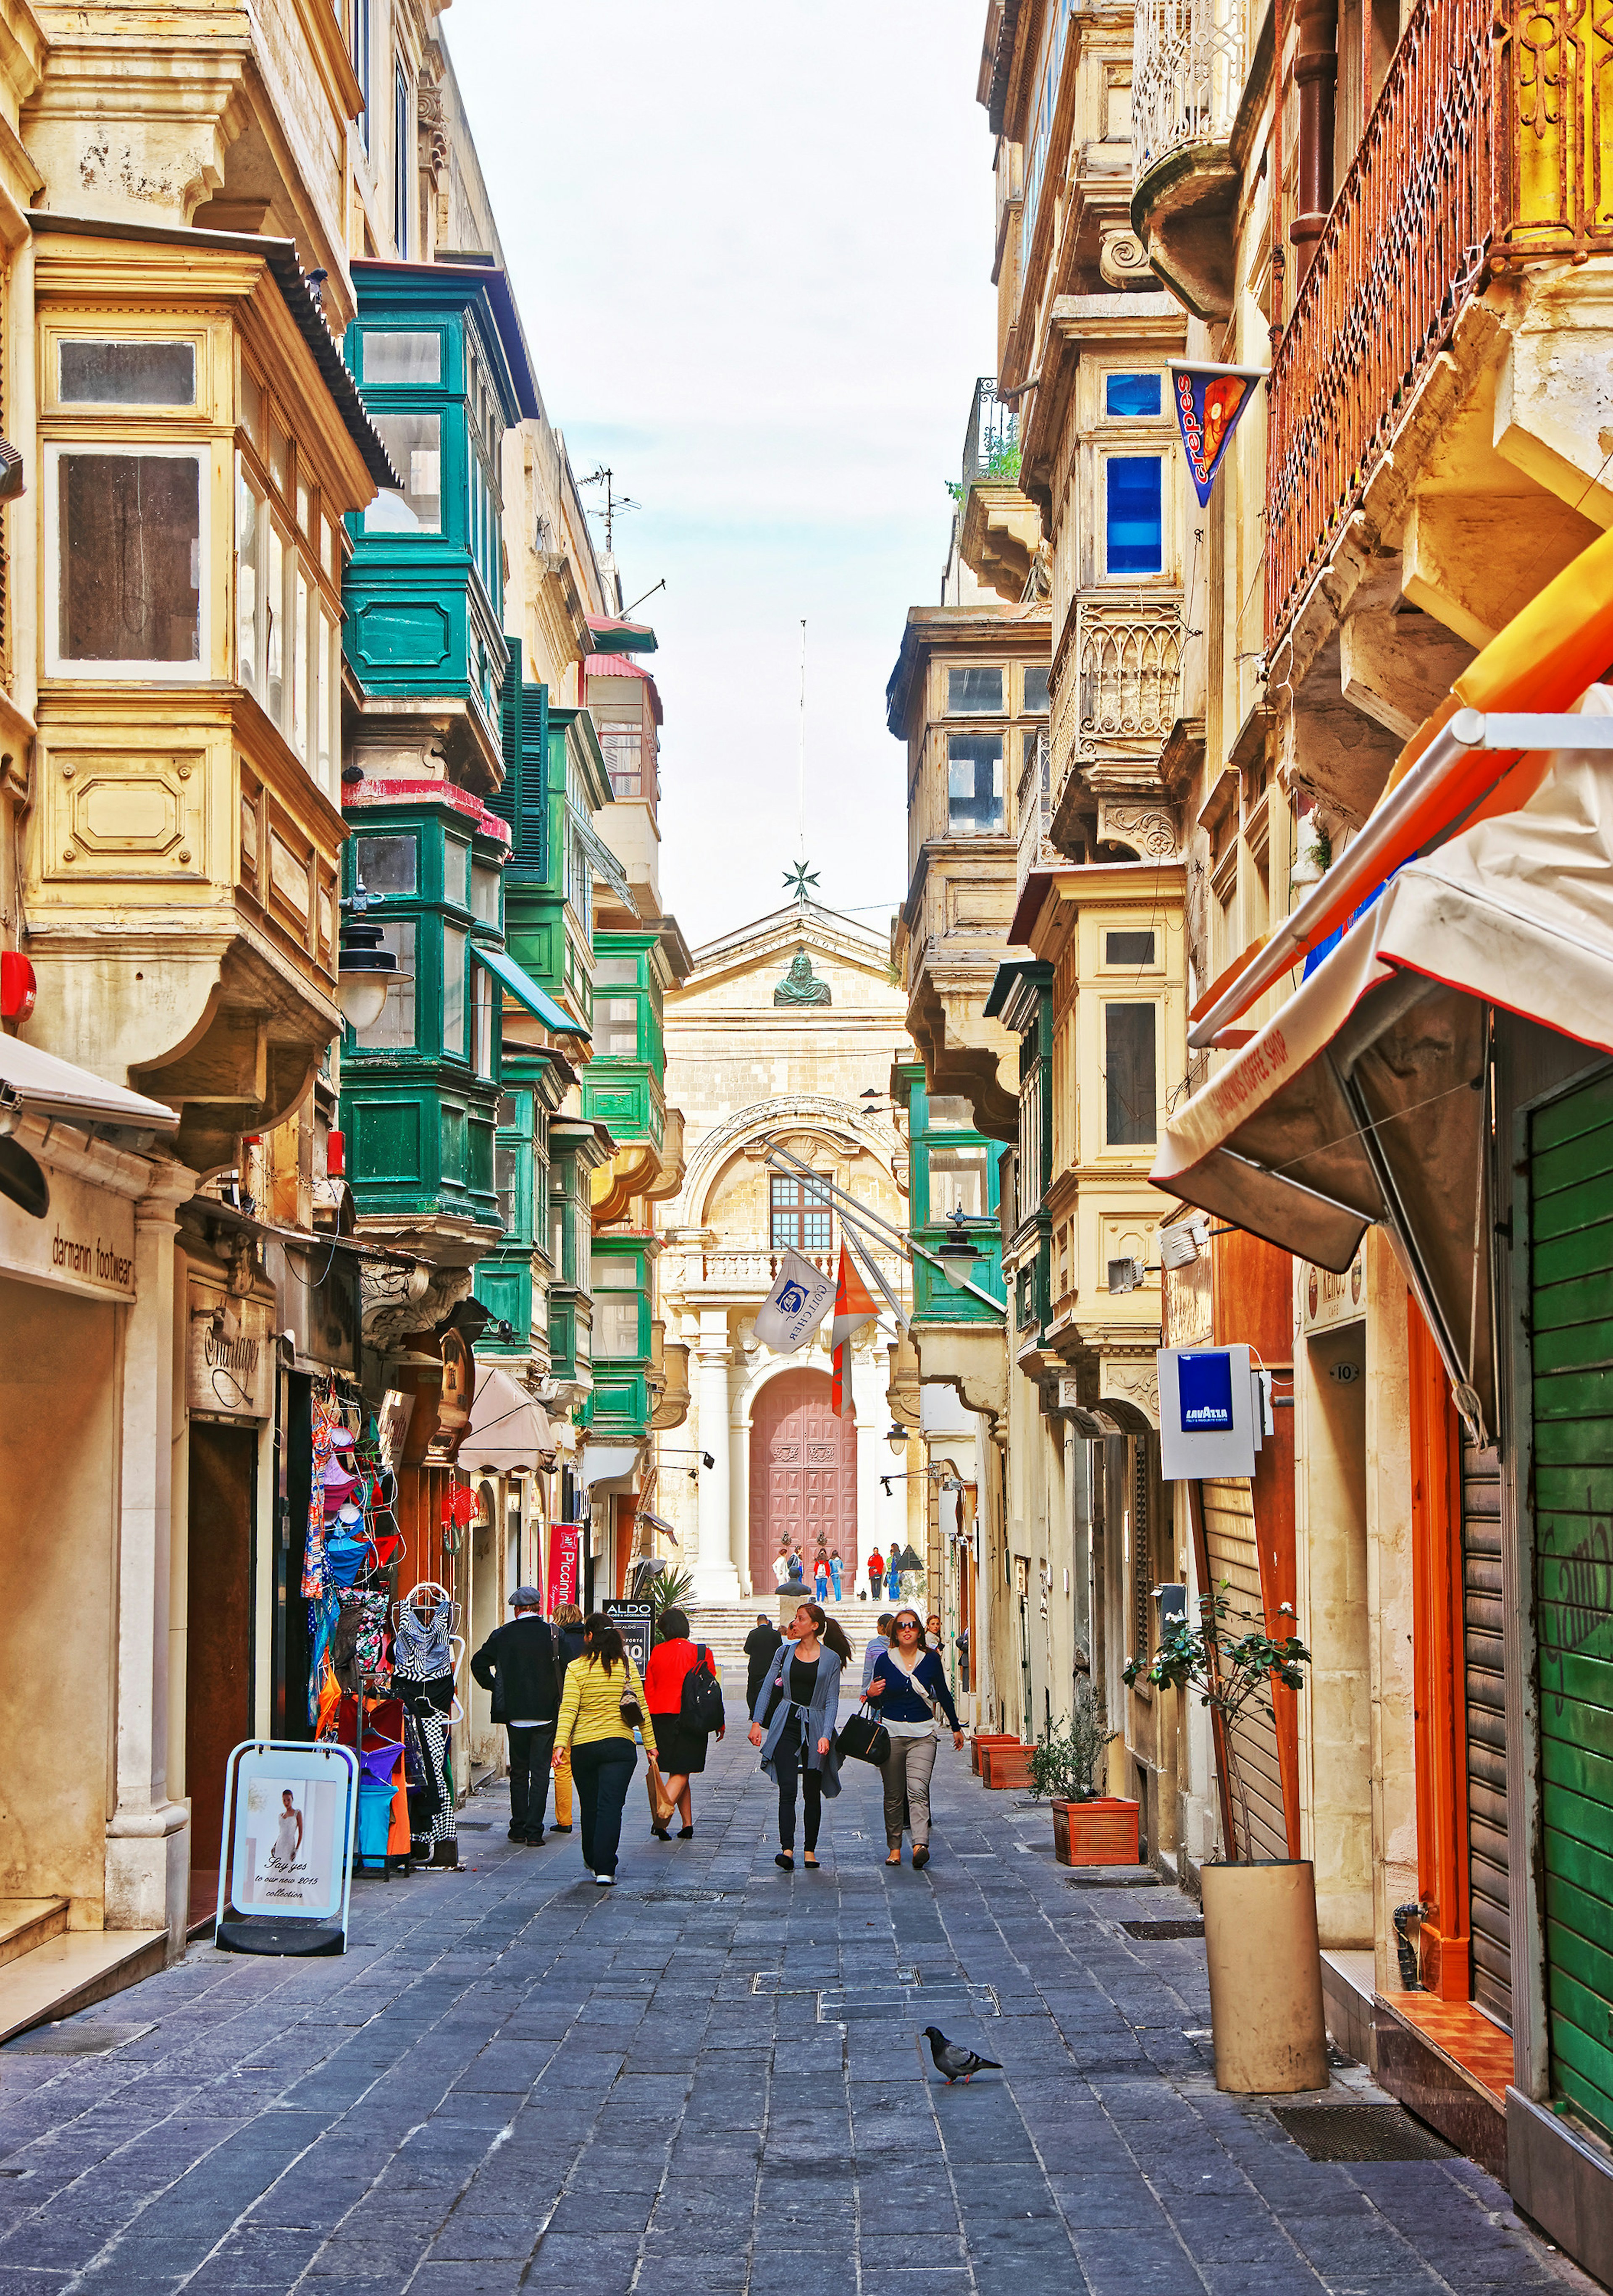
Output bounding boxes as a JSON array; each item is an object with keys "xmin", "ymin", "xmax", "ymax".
[{"xmin": 753, "ymin": 1249, "xmax": 835, "ymax": 1353}]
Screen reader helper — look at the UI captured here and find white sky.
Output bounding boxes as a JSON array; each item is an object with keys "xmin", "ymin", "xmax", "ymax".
[{"xmin": 445, "ymin": 0, "xmax": 997, "ymax": 950}]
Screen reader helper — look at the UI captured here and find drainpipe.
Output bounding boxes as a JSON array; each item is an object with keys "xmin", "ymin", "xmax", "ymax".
[{"xmin": 1290, "ymin": 0, "xmax": 1340, "ymax": 278}]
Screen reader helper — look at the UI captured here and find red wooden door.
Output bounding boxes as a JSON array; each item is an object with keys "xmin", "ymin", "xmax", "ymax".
[{"xmin": 749, "ymin": 1368, "xmax": 856, "ymax": 1594}]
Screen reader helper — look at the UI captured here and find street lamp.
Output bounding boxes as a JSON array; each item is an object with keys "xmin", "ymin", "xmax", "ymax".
[
  {"xmin": 886, "ymin": 1422, "xmax": 909, "ymax": 1456},
  {"xmin": 935, "ymin": 1208, "xmax": 982, "ymax": 1291},
  {"xmin": 337, "ymin": 877, "xmax": 398, "ymax": 1034}
]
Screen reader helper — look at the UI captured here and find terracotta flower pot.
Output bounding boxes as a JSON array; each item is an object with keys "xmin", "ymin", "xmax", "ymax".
[
  {"xmin": 980, "ymin": 1741, "xmax": 1035, "ymax": 1790},
  {"xmin": 1051, "ymin": 1796, "xmax": 1140, "ymax": 1866},
  {"xmin": 970, "ymin": 1732, "xmax": 1018, "ymax": 1777},
  {"xmin": 1201, "ymin": 1859, "xmax": 1328, "ymax": 2093}
]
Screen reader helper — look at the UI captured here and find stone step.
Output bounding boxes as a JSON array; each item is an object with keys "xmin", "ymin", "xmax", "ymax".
[
  {"xmin": 0, "ymin": 1928, "xmax": 168, "ymax": 2046},
  {"xmin": 0, "ymin": 1899, "xmax": 70, "ymax": 1974}
]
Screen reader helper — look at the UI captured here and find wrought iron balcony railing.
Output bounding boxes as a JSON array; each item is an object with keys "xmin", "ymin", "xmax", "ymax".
[
  {"xmin": 1132, "ymin": 0, "xmax": 1247, "ymax": 181},
  {"xmin": 1266, "ymin": 0, "xmax": 1613, "ymax": 643},
  {"xmin": 1078, "ymin": 598, "xmax": 1185, "ymax": 748},
  {"xmin": 962, "ymin": 376, "xmax": 1022, "ymax": 492},
  {"xmin": 1015, "ymin": 727, "xmax": 1054, "ymax": 896}
]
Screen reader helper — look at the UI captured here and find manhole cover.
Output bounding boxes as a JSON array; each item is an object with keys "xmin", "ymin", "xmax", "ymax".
[
  {"xmin": 457, "ymin": 1820, "xmax": 496, "ymax": 1832},
  {"xmin": 4, "ymin": 2022, "xmax": 156, "ymax": 2057},
  {"xmin": 630, "ymin": 1889, "xmax": 733, "ymax": 1904},
  {"xmin": 1066, "ymin": 1873, "xmax": 1159, "ymax": 1889},
  {"xmin": 1272, "ymin": 2104, "xmax": 1455, "ymax": 2162},
  {"xmin": 1119, "ymin": 1917, "xmax": 1204, "ymax": 1940}
]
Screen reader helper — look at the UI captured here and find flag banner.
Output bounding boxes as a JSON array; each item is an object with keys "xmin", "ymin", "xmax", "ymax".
[
  {"xmin": 545, "ymin": 1521, "xmax": 580, "ymax": 1614},
  {"xmin": 754, "ymin": 1248, "xmax": 836, "ymax": 1352},
  {"xmin": 830, "ymin": 1242, "xmax": 879, "ymax": 1417},
  {"xmin": 1170, "ymin": 362, "xmax": 1266, "ymax": 507}
]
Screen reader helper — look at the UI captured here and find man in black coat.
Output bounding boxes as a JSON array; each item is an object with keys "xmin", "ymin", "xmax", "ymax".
[
  {"xmin": 744, "ymin": 1613, "xmax": 783, "ymax": 1715},
  {"xmin": 470, "ymin": 1588, "xmax": 563, "ymax": 1844}
]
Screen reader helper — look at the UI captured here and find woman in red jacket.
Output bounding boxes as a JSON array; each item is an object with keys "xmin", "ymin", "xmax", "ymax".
[{"xmin": 643, "ymin": 1607, "xmax": 723, "ymax": 1839}]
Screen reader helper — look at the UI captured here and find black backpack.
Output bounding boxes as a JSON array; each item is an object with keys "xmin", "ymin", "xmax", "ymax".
[{"xmin": 680, "ymin": 1645, "xmax": 725, "ymax": 1734}]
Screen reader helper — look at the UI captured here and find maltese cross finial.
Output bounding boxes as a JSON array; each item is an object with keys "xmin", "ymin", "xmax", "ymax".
[{"xmin": 783, "ymin": 859, "xmax": 820, "ymax": 903}]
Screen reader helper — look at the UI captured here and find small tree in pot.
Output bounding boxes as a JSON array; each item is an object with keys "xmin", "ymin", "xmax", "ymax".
[
  {"xmin": 1027, "ymin": 1682, "xmax": 1136, "ymax": 1866},
  {"xmin": 1124, "ymin": 1580, "xmax": 1325, "ymax": 2094}
]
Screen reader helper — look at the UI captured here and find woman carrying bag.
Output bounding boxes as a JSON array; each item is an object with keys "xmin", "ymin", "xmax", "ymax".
[
  {"xmin": 553, "ymin": 1612, "xmax": 656, "ymax": 1885},
  {"xmin": 866, "ymin": 1606, "xmax": 963, "ymax": 1868},
  {"xmin": 748, "ymin": 1600, "xmax": 843, "ymax": 1870},
  {"xmin": 644, "ymin": 1606, "xmax": 724, "ymax": 1841}
]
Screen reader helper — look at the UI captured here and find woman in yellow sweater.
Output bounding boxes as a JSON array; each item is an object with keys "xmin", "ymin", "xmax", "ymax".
[{"xmin": 553, "ymin": 1612, "xmax": 656, "ymax": 1884}]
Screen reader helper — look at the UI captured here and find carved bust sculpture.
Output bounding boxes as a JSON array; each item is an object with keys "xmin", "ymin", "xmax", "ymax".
[{"xmin": 774, "ymin": 947, "xmax": 831, "ymax": 1007}]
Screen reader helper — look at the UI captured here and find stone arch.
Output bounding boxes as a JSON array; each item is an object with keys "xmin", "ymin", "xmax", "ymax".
[{"xmin": 671, "ymin": 1095, "xmax": 905, "ymax": 1233}]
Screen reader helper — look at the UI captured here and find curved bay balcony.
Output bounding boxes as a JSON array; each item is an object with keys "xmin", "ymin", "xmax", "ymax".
[{"xmin": 1131, "ymin": 0, "xmax": 1249, "ymax": 319}]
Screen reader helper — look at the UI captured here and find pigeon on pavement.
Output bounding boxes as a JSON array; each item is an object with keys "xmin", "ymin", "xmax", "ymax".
[{"xmin": 923, "ymin": 2026, "xmax": 1002, "ymax": 2084}]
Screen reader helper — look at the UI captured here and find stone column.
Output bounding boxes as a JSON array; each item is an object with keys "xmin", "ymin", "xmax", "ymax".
[
  {"xmin": 693, "ymin": 1311, "xmax": 740, "ymax": 1601},
  {"xmin": 106, "ymin": 1164, "xmax": 194, "ymax": 1958}
]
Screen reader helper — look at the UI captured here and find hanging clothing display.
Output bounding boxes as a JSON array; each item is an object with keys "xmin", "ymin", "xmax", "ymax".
[{"xmin": 391, "ymin": 1587, "xmax": 460, "ymax": 1865}]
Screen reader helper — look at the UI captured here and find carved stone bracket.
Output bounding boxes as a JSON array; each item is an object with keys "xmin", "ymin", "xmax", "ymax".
[
  {"xmin": 1099, "ymin": 229, "xmax": 1154, "ymax": 290},
  {"xmin": 1098, "ymin": 796, "xmax": 1178, "ymax": 859},
  {"xmin": 1099, "ymin": 1350, "xmax": 1161, "ymax": 1429}
]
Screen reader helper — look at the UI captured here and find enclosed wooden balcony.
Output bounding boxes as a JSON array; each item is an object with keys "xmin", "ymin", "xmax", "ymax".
[{"xmin": 1266, "ymin": 0, "xmax": 1613, "ymax": 644}]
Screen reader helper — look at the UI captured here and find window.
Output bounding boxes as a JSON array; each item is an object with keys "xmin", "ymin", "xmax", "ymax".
[
  {"xmin": 601, "ymin": 728, "xmax": 641, "ymax": 796},
  {"xmin": 594, "ymin": 956, "xmax": 638, "ymax": 988},
  {"xmin": 442, "ymin": 926, "xmax": 466, "ymax": 1058},
  {"xmin": 1106, "ymin": 457, "xmax": 1164, "ymax": 576},
  {"xmin": 947, "ymin": 734, "xmax": 1005, "ymax": 835},
  {"xmin": 352, "ymin": 0, "xmax": 371, "ymax": 149},
  {"xmin": 599, "ymin": 997, "xmax": 638, "ymax": 1057},
  {"xmin": 365, "ymin": 412, "xmax": 441, "ymax": 533},
  {"xmin": 947, "ymin": 665, "xmax": 1004, "ymax": 714},
  {"xmin": 1105, "ymin": 372, "xmax": 1162, "ymax": 418},
  {"xmin": 930, "ymin": 1143, "xmax": 991, "ymax": 1221},
  {"xmin": 473, "ymin": 963, "xmax": 495, "ymax": 1078},
  {"xmin": 595, "ymin": 1299, "xmax": 641, "ymax": 1359},
  {"xmin": 355, "ymin": 833, "xmax": 416, "ymax": 897},
  {"xmin": 771, "ymin": 1173, "xmax": 832, "ymax": 1254},
  {"xmin": 58, "ymin": 340, "xmax": 195, "ymax": 406},
  {"xmin": 1022, "ymin": 664, "xmax": 1051, "ymax": 714},
  {"xmin": 354, "ymin": 919, "xmax": 415, "ymax": 1049},
  {"xmin": 495, "ymin": 1145, "xmax": 519, "ymax": 1232},
  {"xmin": 393, "ymin": 60, "xmax": 410, "ymax": 257},
  {"xmin": 471, "ymin": 860, "xmax": 500, "ymax": 926},
  {"xmin": 1106, "ymin": 930, "xmax": 1156, "ymax": 966},
  {"xmin": 443, "ymin": 838, "xmax": 468, "ymax": 910},
  {"xmin": 1105, "ymin": 1003, "xmax": 1157, "ymax": 1144},
  {"xmin": 927, "ymin": 1095, "xmax": 974, "ymax": 1127},
  {"xmin": 363, "ymin": 331, "xmax": 440, "ymax": 385},
  {"xmin": 53, "ymin": 448, "xmax": 202, "ymax": 672},
  {"xmin": 1018, "ymin": 1066, "xmax": 1046, "ymax": 1223},
  {"xmin": 236, "ymin": 370, "xmax": 342, "ymax": 788}
]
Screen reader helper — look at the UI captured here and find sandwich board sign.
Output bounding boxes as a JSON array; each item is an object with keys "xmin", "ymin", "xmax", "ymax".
[
  {"xmin": 603, "ymin": 1599, "xmax": 653, "ymax": 1679},
  {"xmin": 215, "ymin": 1740, "xmax": 358, "ymax": 1956}
]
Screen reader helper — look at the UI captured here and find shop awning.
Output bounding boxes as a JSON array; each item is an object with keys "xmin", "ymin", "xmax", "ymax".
[
  {"xmin": 470, "ymin": 943, "xmax": 590, "ymax": 1038},
  {"xmin": 1154, "ymin": 689, "xmax": 1613, "ymax": 1439},
  {"xmin": 460, "ymin": 1367, "xmax": 555, "ymax": 1476},
  {"xmin": 1191, "ymin": 522, "xmax": 1613, "ymax": 1048},
  {"xmin": 0, "ymin": 1034, "xmax": 180, "ymax": 1132}
]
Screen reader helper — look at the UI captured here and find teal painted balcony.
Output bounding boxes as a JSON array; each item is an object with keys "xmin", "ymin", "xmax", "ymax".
[
  {"xmin": 343, "ymin": 261, "xmax": 541, "ymax": 779},
  {"xmin": 588, "ymin": 1232, "xmax": 654, "ymax": 1441},
  {"xmin": 895, "ymin": 1061, "xmax": 1007, "ymax": 1325}
]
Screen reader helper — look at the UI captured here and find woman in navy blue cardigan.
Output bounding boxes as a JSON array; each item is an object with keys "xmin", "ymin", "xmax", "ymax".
[{"xmin": 865, "ymin": 1606, "xmax": 964, "ymax": 1868}]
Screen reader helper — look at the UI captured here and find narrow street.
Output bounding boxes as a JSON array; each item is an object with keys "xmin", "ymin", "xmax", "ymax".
[{"xmin": 0, "ymin": 1702, "xmax": 1583, "ymax": 2296}]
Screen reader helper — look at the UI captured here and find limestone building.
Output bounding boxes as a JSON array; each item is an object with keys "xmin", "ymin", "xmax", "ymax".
[{"xmin": 653, "ymin": 900, "xmax": 919, "ymax": 1604}]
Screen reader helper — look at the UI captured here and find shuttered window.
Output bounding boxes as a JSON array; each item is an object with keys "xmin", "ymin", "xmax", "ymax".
[
  {"xmin": 1461, "ymin": 1442, "xmax": 1511, "ymax": 2028},
  {"xmin": 1529, "ymin": 1064, "xmax": 1613, "ymax": 2138}
]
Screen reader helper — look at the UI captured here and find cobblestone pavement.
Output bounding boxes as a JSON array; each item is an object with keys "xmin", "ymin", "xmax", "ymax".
[{"xmin": 0, "ymin": 1695, "xmax": 1594, "ymax": 2296}]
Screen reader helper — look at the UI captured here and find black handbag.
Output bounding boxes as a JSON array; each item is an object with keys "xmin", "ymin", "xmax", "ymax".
[{"xmin": 835, "ymin": 1701, "xmax": 891, "ymax": 1766}]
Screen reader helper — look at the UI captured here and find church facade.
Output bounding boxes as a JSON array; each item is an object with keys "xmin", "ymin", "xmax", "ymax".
[{"xmin": 652, "ymin": 901, "xmax": 918, "ymax": 1600}]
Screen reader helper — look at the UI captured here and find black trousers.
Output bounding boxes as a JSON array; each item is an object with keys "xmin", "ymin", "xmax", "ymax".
[
  {"xmin": 572, "ymin": 1740, "xmax": 637, "ymax": 1876},
  {"xmin": 774, "ymin": 1717, "xmax": 823, "ymax": 1853},
  {"xmin": 507, "ymin": 1722, "xmax": 556, "ymax": 1834}
]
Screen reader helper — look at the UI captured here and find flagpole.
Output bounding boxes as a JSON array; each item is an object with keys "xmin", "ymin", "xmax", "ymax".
[{"xmin": 844, "ymin": 1225, "xmax": 910, "ymax": 1331}]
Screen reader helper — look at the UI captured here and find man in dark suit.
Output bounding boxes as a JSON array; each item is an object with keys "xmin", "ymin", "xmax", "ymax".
[
  {"xmin": 470, "ymin": 1588, "xmax": 563, "ymax": 1844},
  {"xmin": 744, "ymin": 1613, "xmax": 783, "ymax": 1715}
]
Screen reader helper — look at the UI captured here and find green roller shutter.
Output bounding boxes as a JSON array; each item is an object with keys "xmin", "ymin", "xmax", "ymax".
[{"xmin": 1529, "ymin": 1062, "xmax": 1613, "ymax": 2140}]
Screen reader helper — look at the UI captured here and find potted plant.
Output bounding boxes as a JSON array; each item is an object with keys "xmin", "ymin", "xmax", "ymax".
[
  {"xmin": 1124, "ymin": 1582, "xmax": 1326, "ymax": 2094},
  {"xmin": 978, "ymin": 1737, "xmax": 1036, "ymax": 1789},
  {"xmin": 1027, "ymin": 1683, "xmax": 1136, "ymax": 1865}
]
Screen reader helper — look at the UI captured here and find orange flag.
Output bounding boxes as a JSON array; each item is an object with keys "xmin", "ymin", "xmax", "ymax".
[{"xmin": 830, "ymin": 1241, "xmax": 878, "ymax": 1417}]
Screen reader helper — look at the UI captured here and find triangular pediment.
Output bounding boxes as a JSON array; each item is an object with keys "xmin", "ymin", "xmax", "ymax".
[{"xmin": 678, "ymin": 900, "xmax": 900, "ymax": 1011}]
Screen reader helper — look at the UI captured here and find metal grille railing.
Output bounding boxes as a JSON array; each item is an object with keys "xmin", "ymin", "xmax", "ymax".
[
  {"xmin": 1132, "ymin": 0, "xmax": 1248, "ymax": 179},
  {"xmin": 1079, "ymin": 602, "xmax": 1185, "ymax": 744},
  {"xmin": 962, "ymin": 376, "xmax": 1021, "ymax": 490}
]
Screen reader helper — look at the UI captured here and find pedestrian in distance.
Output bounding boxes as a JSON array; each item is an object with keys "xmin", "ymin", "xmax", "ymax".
[
  {"xmin": 744, "ymin": 1611, "xmax": 783, "ymax": 1713},
  {"xmin": 749, "ymin": 1599, "xmax": 843, "ymax": 1871},
  {"xmin": 644, "ymin": 1606, "xmax": 724, "ymax": 1840},
  {"xmin": 829, "ymin": 1546, "xmax": 843, "ymax": 1601},
  {"xmin": 885, "ymin": 1549, "xmax": 901, "ymax": 1601},
  {"xmin": 773, "ymin": 1543, "xmax": 793, "ymax": 1591},
  {"xmin": 862, "ymin": 1612, "xmax": 896, "ymax": 1693},
  {"xmin": 865, "ymin": 1545, "xmax": 885, "ymax": 1602},
  {"xmin": 925, "ymin": 1613, "xmax": 943, "ymax": 1650},
  {"xmin": 814, "ymin": 1548, "xmax": 830, "ymax": 1601},
  {"xmin": 552, "ymin": 1611, "xmax": 656, "ymax": 1884},
  {"xmin": 548, "ymin": 1601, "xmax": 586, "ymax": 1832},
  {"xmin": 469, "ymin": 1587, "xmax": 564, "ymax": 1845},
  {"xmin": 866, "ymin": 1606, "xmax": 964, "ymax": 1869}
]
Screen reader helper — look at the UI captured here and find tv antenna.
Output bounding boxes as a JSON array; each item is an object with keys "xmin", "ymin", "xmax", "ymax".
[{"xmin": 578, "ymin": 465, "xmax": 640, "ymax": 555}]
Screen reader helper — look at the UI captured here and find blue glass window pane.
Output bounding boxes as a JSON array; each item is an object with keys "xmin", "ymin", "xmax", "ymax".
[
  {"xmin": 1106, "ymin": 457, "xmax": 1163, "ymax": 575},
  {"xmin": 1106, "ymin": 372, "xmax": 1162, "ymax": 417}
]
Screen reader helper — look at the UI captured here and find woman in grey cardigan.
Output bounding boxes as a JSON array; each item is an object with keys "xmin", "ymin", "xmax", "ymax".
[{"xmin": 748, "ymin": 1601, "xmax": 843, "ymax": 1869}]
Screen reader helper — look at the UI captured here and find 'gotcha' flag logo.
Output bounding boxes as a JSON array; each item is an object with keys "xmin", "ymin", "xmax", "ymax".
[{"xmin": 1171, "ymin": 362, "xmax": 1266, "ymax": 506}]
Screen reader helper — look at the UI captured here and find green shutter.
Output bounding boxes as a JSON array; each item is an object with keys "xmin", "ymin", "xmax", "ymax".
[
  {"xmin": 489, "ymin": 636, "xmax": 523, "ymax": 845},
  {"xmin": 520, "ymin": 681, "xmax": 548, "ymax": 871},
  {"xmin": 1530, "ymin": 1063, "xmax": 1613, "ymax": 2140}
]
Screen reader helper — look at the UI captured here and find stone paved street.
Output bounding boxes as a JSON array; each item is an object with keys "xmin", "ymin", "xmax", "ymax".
[{"xmin": 0, "ymin": 1698, "xmax": 1592, "ymax": 2296}]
